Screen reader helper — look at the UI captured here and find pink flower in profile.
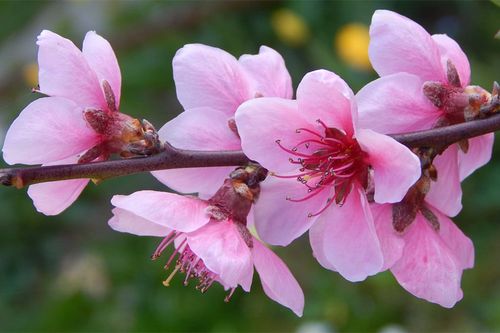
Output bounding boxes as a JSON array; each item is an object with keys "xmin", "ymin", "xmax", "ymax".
[
  {"xmin": 235, "ymin": 69, "xmax": 421, "ymax": 282},
  {"xmin": 357, "ymin": 10, "xmax": 494, "ymax": 217},
  {"xmin": 152, "ymin": 44, "xmax": 293, "ymax": 197},
  {"xmin": 2, "ymin": 30, "xmax": 148, "ymax": 215},
  {"xmin": 109, "ymin": 189, "xmax": 304, "ymax": 316}
]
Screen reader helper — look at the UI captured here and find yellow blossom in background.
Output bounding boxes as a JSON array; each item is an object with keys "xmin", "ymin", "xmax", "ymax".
[
  {"xmin": 271, "ymin": 8, "xmax": 310, "ymax": 47},
  {"xmin": 22, "ymin": 62, "xmax": 38, "ymax": 88},
  {"xmin": 334, "ymin": 23, "xmax": 372, "ymax": 71}
]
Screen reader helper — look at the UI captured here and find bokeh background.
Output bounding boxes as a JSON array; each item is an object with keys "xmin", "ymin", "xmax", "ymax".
[{"xmin": 0, "ymin": 1, "xmax": 499, "ymax": 332}]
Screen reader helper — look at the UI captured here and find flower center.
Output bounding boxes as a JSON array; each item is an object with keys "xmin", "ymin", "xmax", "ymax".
[
  {"xmin": 275, "ymin": 119, "xmax": 368, "ymax": 216},
  {"xmin": 152, "ymin": 231, "xmax": 218, "ymax": 293}
]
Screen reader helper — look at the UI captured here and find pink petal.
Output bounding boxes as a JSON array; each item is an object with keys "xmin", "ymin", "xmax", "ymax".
[
  {"xmin": 297, "ymin": 70, "xmax": 356, "ymax": 136},
  {"xmin": 151, "ymin": 107, "xmax": 240, "ymax": 195},
  {"xmin": 431, "ymin": 34, "xmax": 471, "ymax": 86},
  {"xmin": 371, "ymin": 203, "xmax": 405, "ymax": 271},
  {"xmin": 458, "ymin": 134, "xmax": 494, "ymax": 181},
  {"xmin": 357, "ymin": 128, "xmax": 421, "ymax": 203},
  {"xmin": 37, "ymin": 30, "xmax": 105, "ymax": 109},
  {"xmin": 252, "ymin": 239, "xmax": 304, "ymax": 316},
  {"xmin": 309, "ymin": 185, "xmax": 383, "ymax": 282},
  {"xmin": 253, "ymin": 176, "xmax": 330, "ymax": 246},
  {"xmin": 369, "ymin": 10, "xmax": 445, "ymax": 82},
  {"xmin": 239, "ymin": 46, "xmax": 293, "ymax": 99},
  {"xmin": 236, "ymin": 97, "xmax": 312, "ymax": 174},
  {"xmin": 357, "ymin": 73, "xmax": 441, "ymax": 133},
  {"xmin": 153, "ymin": 167, "xmax": 236, "ymax": 196},
  {"xmin": 173, "ymin": 44, "xmax": 252, "ymax": 117},
  {"xmin": 187, "ymin": 220, "xmax": 254, "ymax": 290},
  {"xmin": 25, "ymin": 155, "xmax": 89, "ymax": 215},
  {"xmin": 2, "ymin": 97, "xmax": 99, "ymax": 165},
  {"xmin": 108, "ymin": 208, "xmax": 172, "ymax": 237},
  {"xmin": 431, "ymin": 206, "xmax": 474, "ymax": 270},
  {"xmin": 82, "ymin": 31, "xmax": 121, "ymax": 106},
  {"xmin": 425, "ymin": 145, "xmax": 462, "ymax": 217},
  {"xmin": 28, "ymin": 179, "xmax": 89, "ymax": 216},
  {"xmin": 391, "ymin": 213, "xmax": 464, "ymax": 308},
  {"xmin": 111, "ymin": 190, "xmax": 210, "ymax": 233}
]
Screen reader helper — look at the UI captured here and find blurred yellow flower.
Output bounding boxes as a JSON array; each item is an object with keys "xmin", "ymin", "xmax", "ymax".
[
  {"xmin": 271, "ymin": 8, "xmax": 310, "ymax": 47},
  {"xmin": 335, "ymin": 23, "xmax": 372, "ymax": 71},
  {"xmin": 23, "ymin": 63, "xmax": 38, "ymax": 88}
]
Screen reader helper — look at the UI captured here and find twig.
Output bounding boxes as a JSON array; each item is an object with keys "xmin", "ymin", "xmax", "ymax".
[{"xmin": 2, "ymin": 113, "xmax": 500, "ymax": 189}]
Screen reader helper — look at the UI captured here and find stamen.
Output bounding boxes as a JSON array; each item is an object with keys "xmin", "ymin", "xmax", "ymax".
[
  {"xmin": 163, "ymin": 264, "xmax": 181, "ymax": 287},
  {"xmin": 276, "ymin": 122, "xmax": 368, "ymax": 215},
  {"xmin": 224, "ymin": 288, "xmax": 237, "ymax": 303},
  {"xmin": 152, "ymin": 231, "xmax": 177, "ymax": 259},
  {"xmin": 296, "ymin": 127, "xmax": 324, "ymax": 138},
  {"xmin": 164, "ymin": 238, "xmax": 187, "ymax": 269}
]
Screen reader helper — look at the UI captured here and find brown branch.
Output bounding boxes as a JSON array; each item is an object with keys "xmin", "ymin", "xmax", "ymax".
[
  {"xmin": 390, "ymin": 112, "xmax": 500, "ymax": 148},
  {"xmin": 2, "ymin": 113, "xmax": 500, "ymax": 189},
  {"xmin": 0, "ymin": 143, "xmax": 250, "ymax": 189}
]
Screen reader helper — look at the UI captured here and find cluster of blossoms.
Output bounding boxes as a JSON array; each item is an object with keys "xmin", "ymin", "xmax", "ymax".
[{"xmin": 1, "ymin": 10, "xmax": 497, "ymax": 315}]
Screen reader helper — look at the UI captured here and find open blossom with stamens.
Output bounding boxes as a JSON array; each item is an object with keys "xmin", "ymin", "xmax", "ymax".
[
  {"xmin": 108, "ymin": 179, "xmax": 304, "ymax": 316},
  {"xmin": 357, "ymin": 10, "xmax": 494, "ymax": 216},
  {"xmin": 152, "ymin": 44, "xmax": 293, "ymax": 197},
  {"xmin": 2, "ymin": 30, "xmax": 157, "ymax": 215},
  {"xmin": 235, "ymin": 69, "xmax": 421, "ymax": 281}
]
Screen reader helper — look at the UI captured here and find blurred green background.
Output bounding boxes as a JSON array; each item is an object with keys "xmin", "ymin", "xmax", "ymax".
[{"xmin": 0, "ymin": 1, "xmax": 499, "ymax": 332}]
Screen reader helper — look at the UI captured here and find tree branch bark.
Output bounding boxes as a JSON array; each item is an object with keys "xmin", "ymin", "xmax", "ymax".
[{"xmin": 2, "ymin": 113, "xmax": 500, "ymax": 189}]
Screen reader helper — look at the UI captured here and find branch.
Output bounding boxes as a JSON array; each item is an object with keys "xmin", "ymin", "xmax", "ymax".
[
  {"xmin": 2, "ymin": 113, "xmax": 500, "ymax": 188},
  {"xmin": 0, "ymin": 143, "xmax": 250, "ymax": 188},
  {"xmin": 391, "ymin": 112, "xmax": 500, "ymax": 148}
]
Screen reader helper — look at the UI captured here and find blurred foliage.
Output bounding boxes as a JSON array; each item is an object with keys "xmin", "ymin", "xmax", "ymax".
[{"xmin": 0, "ymin": 1, "xmax": 499, "ymax": 332}]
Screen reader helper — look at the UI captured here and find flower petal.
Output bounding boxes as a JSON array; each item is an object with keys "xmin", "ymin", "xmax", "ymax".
[
  {"xmin": 426, "ymin": 145, "xmax": 462, "ymax": 217},
  {"xmin": 297, "ymin": 70, "xmax": 356, "ymax": 136},
  {"xmin": 236, "ymin": 97, "xmax": 312, "ymax": 174},
  {"xmin": 173, "ymin": 44, "xmax": 252, "ymax": 117},
  {"xmin": 371, "ymin": 203, "xmax": 405, "ymax": 271},
  {"xmin": 187, "ymin": 220, "xmax": 254, "ymax": 290},
  {"xmin": 357, "ymin": 128, "xmax": 421, "ymax": 203},
  {"xmin": 432, "ymin": 34, "xmax": 470, "ymax": 86},
  {"xmin": 152, "ymin": 108, "xmax": 240, "ymax": 195},
  {"xmin": 2, "ymin": 97, "xmax": 99, "ymax": 165},
  {"xmin": 25, "ymin": 155, "xmax": 89, "ymax": 215},
  {"xmin": 108, "ymin": 208, "xmax": 172, "ymax": 237},
  {"xmin": 82, "ymin": 31, "xmax": 121, "ymax": 106},
  {"xmin": 252, "ymin": 239, "xmax": 304, "ymax": 316},
  {"xmin": 239, "ymin": 46, "xmax": 293, "ymax": 99},
  {"xmin": 28, "ymin": 179, "xmax": 89, "ymax": 216},
  {"xmin": 369, "ymin": 10, "xmax": 445, "ymax": 82},
  {"xmin": 458, "ymin": 134, "xmax": 494, "ymax": 181},
  {"xmin": 391, "ymin": 213, "xmax": 464, "ymax": 308},
  {"xmin": 37, "ymin": 30, "xmax": 105, "ymax": 108},
  {"xmin": 111, "ymin": 190, "xmax": 210, "ymax": 233},
  {"xmin": 153, "ymin": 167, "xmax": 236, "ymax": 196},
  {"xmin": 357, "ymin": 73, "xmax": 441, "ymax": 133},
  {"xmin": 309, "ymin": 185, "xmax": 383, "ymax": 281},
  {"xmin": 431, "ymin": 207, "xmax": 474, "ymax": 270},
  {"xmin": 254, "ymin": 176, "xmax": 329, "ymax": 246}
]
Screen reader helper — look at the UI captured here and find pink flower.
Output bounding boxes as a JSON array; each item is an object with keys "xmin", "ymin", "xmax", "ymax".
[
  {"xmin": 235, "ymin": 69, "xmax": 421, "ymax": 281},
  {"xmin": 372, "ymin": 184, "xmax": 474, "ymax": 308},
  {"xmin": 2, "ymin": 30, "xmax": 148, "ymax": 215},
  {"xmin": 109, "ymin": 190, "xmax": 304, "ymax": 316},
  {"xmin": 357, "ymin": 10, "xmax": 494, "ymax": 216},
  {"xmin": 152, "ymin": 44, "xmax": 293, "ymax": 197}
]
